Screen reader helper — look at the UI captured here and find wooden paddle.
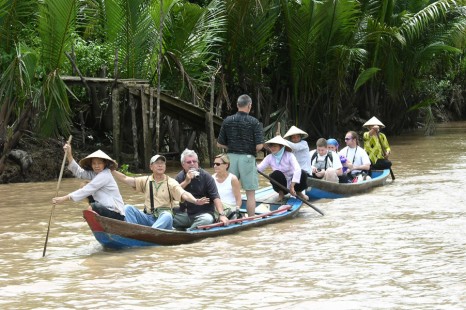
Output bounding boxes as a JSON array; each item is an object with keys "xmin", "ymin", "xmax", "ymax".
[
  {"xmin": 375, "ymin": 132, "xmax": 395, "ymax": 180},
  {"xmin": 257, "ymin": 170, "xmax": 324, "ymax": 216},
  {"xmin": 42, "ymin": 135, "xmax": 72, "ymax": 257}
]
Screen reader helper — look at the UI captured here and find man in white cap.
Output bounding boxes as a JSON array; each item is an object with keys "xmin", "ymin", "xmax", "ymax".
[
  {"xmin": 363, "ymin": 116, "xmax": 392, "ymax": 170},
  {"xmin": 112, "ymin": 154, "xmax": 209, "ymax": 229},
  {"xmin": 52, "ymin": 144, "xmax": 125, "ymax": 221}
]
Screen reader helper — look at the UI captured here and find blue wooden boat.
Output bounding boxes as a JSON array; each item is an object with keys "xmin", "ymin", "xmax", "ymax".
[
  {"xmin": 83, "ymin": 187, "xmax": 302, "ymax": 249},
  {"xmin": 306, "ymin": 169, "xmax": 390, "ymax": 199}
]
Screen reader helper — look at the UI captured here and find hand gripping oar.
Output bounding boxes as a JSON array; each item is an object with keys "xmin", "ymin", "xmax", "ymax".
[
  {"xmin": 257, "ymin": 170, "xmax": 324, "ymax": 216},
  {"xmin": 42, "ymin": 135, "xmax": 72, "ymax": 257}
]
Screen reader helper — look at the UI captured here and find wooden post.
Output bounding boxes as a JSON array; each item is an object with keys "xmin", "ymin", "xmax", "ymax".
[
  {"xmin": 129, "ymin": 89, "xmax": 139, "ymax": 168},
  {"xmin": 207, "ymin": 75, "xmax": 215, "ymax": 166},
  {"xmin": 112, "ymin": 86, "xmax": 121, "ymax": 162},
  {"xmin": 141, "ymin": 85, "xmax": 152, "ymax": 165}
]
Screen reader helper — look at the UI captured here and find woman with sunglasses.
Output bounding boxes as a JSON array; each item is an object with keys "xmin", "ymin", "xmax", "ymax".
[{"xmin": 212, "ymin": 154, "xmax": 242, "ymax": 219}]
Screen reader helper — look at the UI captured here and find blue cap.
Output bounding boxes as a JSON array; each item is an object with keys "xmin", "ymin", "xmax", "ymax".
[{"xmin": 327, "ymin": 138, "xmax": 339, "ymax": 147}]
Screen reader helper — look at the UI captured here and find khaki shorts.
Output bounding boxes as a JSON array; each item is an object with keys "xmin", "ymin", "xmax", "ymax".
[{"xmin": 227, "ymin": 153, "xmax": 259, "ymax": 191}]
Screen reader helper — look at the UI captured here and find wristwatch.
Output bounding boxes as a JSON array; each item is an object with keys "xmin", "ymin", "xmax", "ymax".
[{"xmin": 219, "ymin": 212, "xmax": 226, "ymax": 216}]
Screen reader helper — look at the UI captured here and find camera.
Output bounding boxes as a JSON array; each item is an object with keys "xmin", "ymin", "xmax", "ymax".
[{"xmin": 189, "ymin": 168, "xmax": 200, "ymax": 179}]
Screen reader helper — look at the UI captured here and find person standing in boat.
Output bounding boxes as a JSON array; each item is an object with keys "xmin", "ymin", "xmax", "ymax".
[
  {"xmin": 339, "ymin": 131, "xmax": 371, "ymax": 178},
  {"xmin": 217, "ymin": 94, "xmax": 264, "ymax": 217},
  {"xmin": 363, "ymin": 116, "xmax": 393, "ymax": 171},
  {"xmin": 309, "ymin": 138, "xmax": 343, "ymax": 183},
  {"xmin": 257, "ymin": 135, "xmax": 308, "ymax": 202},
  {"xmin": 212, "ymin": 153, "xmax": 242, "ymax": 219},
  {"xmin": 174, "ymin": 149, "xmax": 228, "ymax": 230},
  {"xmin": 284, "ymin": 125, "xmax": 312, "ymax": 176},
  {"xmin": 52, "ymin": 144, "xmax": 125, "ymax": 221},
  {"xmin": 111, "ymin": 155, "xmax": 209, "ymax": 229}
]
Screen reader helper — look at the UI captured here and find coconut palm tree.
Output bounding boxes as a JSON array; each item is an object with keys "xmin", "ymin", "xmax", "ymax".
[{"xmin": 0, "ymin": 0, "xmax": 77, "ymax": 174}]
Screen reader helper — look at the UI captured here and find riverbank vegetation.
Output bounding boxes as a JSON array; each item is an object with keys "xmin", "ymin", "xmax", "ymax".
[{"xmin": 1, "ymin": 0, "xmax": 465, "ymax": 182}]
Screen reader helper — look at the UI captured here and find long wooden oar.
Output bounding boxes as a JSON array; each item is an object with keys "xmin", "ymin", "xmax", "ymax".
[
  {"xmin": 376, "ymin": 132, "xmax": 395, "ymax": 180},
  {"xmin": 42, "ymin": 135, "xmax": 72, "ymax": 257},
  {"xmin": 257, "ymin": 170, "xmax": 324, "ymax": 216}
]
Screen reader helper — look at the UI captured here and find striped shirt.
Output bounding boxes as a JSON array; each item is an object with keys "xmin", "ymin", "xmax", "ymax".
[{"xmin": 217, "ymin": 112, "xmax": 264, "ymax": 156}]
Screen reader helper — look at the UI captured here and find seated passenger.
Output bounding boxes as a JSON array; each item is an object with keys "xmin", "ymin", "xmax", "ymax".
[
  {"xmin": 112, "ymin": 155, "xmax": 209, "ymax": 229},
  {"xmin": 327, "ymin": 138, "xmax": 350, "ymax": 183},
  {"xmin": 339, "ymin": 131, "xmax": 371, "ymax": 178},
  {"xmin": 257, "ymin": 135, "xmax": 308, "ymax": 202},
  {"xmin": 212, "ymin": 153, "xmax": 242, "ymax": 219},
  {"xmin": 174, "ymin": 149, "xmax": 228, "ymax": 230},
  {"xmin": 309, "ymin": 138, "xmax": 342, "ymax": 183}
]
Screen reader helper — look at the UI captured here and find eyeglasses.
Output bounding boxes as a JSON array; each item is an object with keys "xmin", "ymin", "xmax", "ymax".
[
  {"xmin": 185, "ymin": 160, "xmax": 198, "ymax": 164},
  {"xmin": 213, "ymin": 162, "xmax": 225, "ymax": 166},
  {"xmin": 344, "ymin": 138, "xmax": 353, "ymax": 141}
]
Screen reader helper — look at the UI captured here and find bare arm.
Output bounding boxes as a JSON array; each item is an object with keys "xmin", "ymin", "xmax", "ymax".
[
  {"xmin": 180, "ymin": 191, "xmax": 210, "ymax": 205},
  {"xmin": 231, "ymin": 175, "xmax": 242, "ymax": 207},
  {"xmin": 255, "ymin": 143, "xmax": 264, "ymax": 153},
  {"xmin": 217, "ymin": 142, "xmax": 228, "ymax": 149}
]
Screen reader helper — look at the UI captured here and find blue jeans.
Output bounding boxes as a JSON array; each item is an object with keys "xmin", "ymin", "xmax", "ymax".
[
  {"xmin": 173, "ymin": 212, "xmax": 214, "ymax": 231},
  {"xmin": 124, "ymin": 205, "xmax": 173, "ymax": 230}
]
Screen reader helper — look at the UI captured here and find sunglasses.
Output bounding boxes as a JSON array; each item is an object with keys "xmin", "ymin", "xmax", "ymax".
[
  {"xmin": 344, "ymin": 138, "xmax": 353, "ymax": 141},
  {"xmin": 185, "ymin": 160, "xmax": 198, "ymax": 164},
  {"xmin": 213, "ymin": 162, "xmax": 225, "ymax": 166}
]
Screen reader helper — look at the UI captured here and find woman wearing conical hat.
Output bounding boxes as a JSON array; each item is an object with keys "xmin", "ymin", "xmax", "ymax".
[
  {"xmin": 257, "ymin": 135, "xmax": 308, "ymax": 202},
  {"xmin": 362, "ymin": 116, "xmax": 392, "ymax": 170},
  {"xmin": 52, "ymin": 143, "xmax": 125, "ymax": 221},
  {"xmin": 284, "ymin": 126, "xmax": 312, "ymax": 175}
]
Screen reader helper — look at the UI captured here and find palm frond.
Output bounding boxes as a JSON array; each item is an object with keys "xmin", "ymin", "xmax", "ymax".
[{"xmin": 38, "ymin": 0, "xmax": 77, "ymax": 71}]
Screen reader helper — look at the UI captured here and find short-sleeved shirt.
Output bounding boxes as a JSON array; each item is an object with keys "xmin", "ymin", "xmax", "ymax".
[
  {"xmin": 175, "ymin": 168, "xmax": 220, "ymax": 216},
  {"xmin": 217, "ymin": 111, "xmax": 264, "ymax": 156},
  {"xmin": 133, "ymin": 174, "xmax": 186, "ymax": 212},
  {"xmin": 339, "ymin": 146, "xmax": 371, "ymax": 174}
]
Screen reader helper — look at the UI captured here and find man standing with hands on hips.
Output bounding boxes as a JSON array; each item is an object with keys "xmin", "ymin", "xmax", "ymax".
[{"xmin": 217, "ymin": 94, "xmax": 264, "ymax": 217}]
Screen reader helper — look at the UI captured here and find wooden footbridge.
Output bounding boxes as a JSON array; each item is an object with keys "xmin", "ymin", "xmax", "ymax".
[{"xmin": 61, "ymin": 76, "xmax": 224, "ymax": 167}]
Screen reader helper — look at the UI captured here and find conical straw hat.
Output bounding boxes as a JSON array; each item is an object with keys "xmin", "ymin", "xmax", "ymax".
[
  {"xmin": 284, "ymin": 125, "xmax": 309, "ymax": 139},
  {"xmin": 264, "ymin": 135, "xmax": 292, "ymax": 152},
  {"xmin": 363, "ymin": 116, "xmax": 385, "ymax": 129},
  {"xmin": 79, "ymin": 150, "xmax": 118, "ymax": 170}
]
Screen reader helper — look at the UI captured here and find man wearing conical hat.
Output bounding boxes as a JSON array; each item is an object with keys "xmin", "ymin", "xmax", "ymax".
[
  {"xmin": 362, "ymin": 116, "xmax": 392, "ymax": 170},
  {"xmin": 257, "ymin": 135, "xmax": 308, "ymax": 202},
  {"xmin": 52, "ymin": 144, "xmax": 125, "ymax": 221}
]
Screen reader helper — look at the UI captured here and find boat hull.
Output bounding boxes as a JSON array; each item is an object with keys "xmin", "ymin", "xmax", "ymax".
[
  {"xmin": 83, "ymin": 187, "xmax": 302, "ymax": 249},
  {"xmin": 306, "ymin": 169, "xmax": 390, "ymax": 199}
]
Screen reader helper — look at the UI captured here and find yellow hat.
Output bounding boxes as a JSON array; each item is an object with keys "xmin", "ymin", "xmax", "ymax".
[
  {"xmin": 284, "ymin": 125, "xmax": 309, "ymax": 139},
  {"xmin": 79, "ymin": 150, "xmax": 118, "ymax": 170},
  {"xmin": 363, "ymin": 116, "xmax": 385, "ymax": 129}
]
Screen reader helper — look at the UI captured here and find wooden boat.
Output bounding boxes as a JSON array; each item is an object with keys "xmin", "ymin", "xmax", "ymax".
[
  {"xmin": 83, "ymin": 187, "xmax": 303, "ymax": 249},
  {"xmin": 306, "ymin": 169, "xmax": 390, "ymax": 199}
]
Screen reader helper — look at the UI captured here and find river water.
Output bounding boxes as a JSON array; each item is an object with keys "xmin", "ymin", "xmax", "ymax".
[{"xmin": 0, "ymin": 122, "xmax": 465, "ymax": 310}]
